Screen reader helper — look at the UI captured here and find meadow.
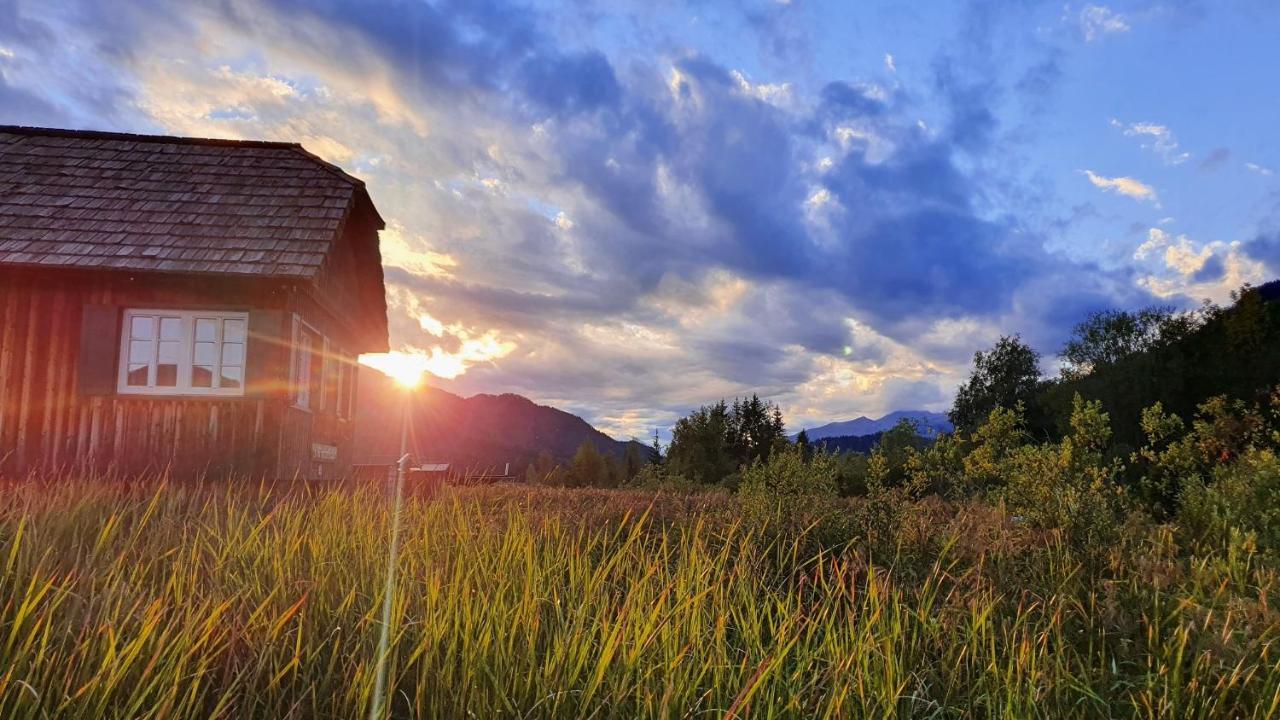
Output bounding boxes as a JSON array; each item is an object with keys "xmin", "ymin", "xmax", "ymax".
[{"xmin": 2, "ymin": 474, "xmax": 1279, "ymax": 719}]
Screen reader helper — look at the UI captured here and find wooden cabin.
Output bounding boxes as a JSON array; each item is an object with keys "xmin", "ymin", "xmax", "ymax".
[{"xmin": 0, "ymin": 126, "xmax": 389, "ymax": 479}]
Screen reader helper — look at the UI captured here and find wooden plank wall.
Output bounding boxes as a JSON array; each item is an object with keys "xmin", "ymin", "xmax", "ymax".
[{"xmin": 0, "ymin": 272, "xmax": 282, "ymax": 478}]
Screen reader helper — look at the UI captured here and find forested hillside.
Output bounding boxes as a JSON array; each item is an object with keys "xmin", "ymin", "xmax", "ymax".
[{"xmin": 353, "ymin": 370, "xmax": 647, "ymax": 473}]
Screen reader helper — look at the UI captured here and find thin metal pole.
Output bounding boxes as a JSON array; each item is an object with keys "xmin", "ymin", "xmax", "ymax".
[{"xmin": 370, "ymin": 389, "xmax": 411, "ymax": 720}]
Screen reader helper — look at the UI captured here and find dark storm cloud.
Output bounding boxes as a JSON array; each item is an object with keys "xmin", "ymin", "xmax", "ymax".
[
  {"xmin": 1243, "ymin": 232, "xmax": 1280, "ymax": 274},
  {"xmin": 246, "ymin": 0, "xmax": 1052, "ymax": 345},
  {"xmin": 519, "ymin": 49, "xmax": 621, "ymax": 115},
  {"xmin": 1192, "ymin": 254, "xmax": 1226, "ymax": 283},
  {"xmin": 2, "ymin": 0, "xmax": 1173, "ymax": 434},
  {"xmin": 275, "ymin": 0, "xmax": 1139, "ymax": 360}
]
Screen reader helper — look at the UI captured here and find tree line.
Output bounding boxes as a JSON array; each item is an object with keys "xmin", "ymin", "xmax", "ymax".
[{"xmin": 530, "ymin": 283, "xmax": 1280, "ymax": 517}]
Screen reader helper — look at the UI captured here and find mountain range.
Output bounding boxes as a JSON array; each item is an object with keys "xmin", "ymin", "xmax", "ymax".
[
  {"xmin": 796, "ymin": 411, "xmax": 953, "ymax": 441},
  {"xmin": 356, "ymin": 366, "xmax": 952, "ymax": 474},
  {"xmin": 353, "ymin": 369, "xmax": 646, "ymax": 474}
]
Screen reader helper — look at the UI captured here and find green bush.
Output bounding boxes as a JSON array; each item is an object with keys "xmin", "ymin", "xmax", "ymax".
[
  {"xmin": 738, "ymin": 445, "xmax": 843, "ymax": 544},
  {"xmin": 1179, "ymin": 448, "xmax": 1280, "ymax": 557},
  {"xmin": 960, "ymin": 404, "xmax": 1027, "ymax": 495},
  {"xmin": 998, "ymin": 395, "xmax": 1131, "ymax": 560}
]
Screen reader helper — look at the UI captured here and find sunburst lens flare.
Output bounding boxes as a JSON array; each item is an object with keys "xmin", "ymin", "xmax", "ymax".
[{"xmin": 361, "ymin": 352, "xmax": 428, "ymax": 389}]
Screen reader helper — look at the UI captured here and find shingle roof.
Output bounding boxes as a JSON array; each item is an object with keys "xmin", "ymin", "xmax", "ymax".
[{"xmin": 0, "ymin": 125, "xmax": 383, "ymax": 279}]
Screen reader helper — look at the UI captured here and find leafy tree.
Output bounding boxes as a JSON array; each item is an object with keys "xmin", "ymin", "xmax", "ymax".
[
  {"xmin": 568, "ymin": 442, "xmax": 608, "ymax": 488},
  {"xmin": 666, "ymin": 395, "xmax": 787, "ymax": 486},
  {"xmin": 623, "ymin": 442, "xmax": 645, "ymax": 480},
  {"xmin": 862, "ymin": 419, "xmax": 927, "ymax": 490},
  {"xmin": 950, "ymin": 335, "xmax": 1043, "ymax": 434},
  {"xmin": 666, "ymin": 400, "xmax": 737, "ymax": 484},
  {"xmin": 524, "ymin": 450, "xmax": 565, "ymax": 486},
  {"xmin": 1060, "ymin": 306, "xmax": 1201, "ymax": 379}
]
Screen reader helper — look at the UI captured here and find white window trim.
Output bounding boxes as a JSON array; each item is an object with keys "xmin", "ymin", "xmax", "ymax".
[
  {"xmin": 116, "ymin": 308, "xmax": 249, "ymax": 397},
  {"xmin": 336, "ymin": 350, "xmax": 355, "ymax": 421},
  {"xmin": 291, "ymin": 314, "xmax": 324, "ymax": 412}
]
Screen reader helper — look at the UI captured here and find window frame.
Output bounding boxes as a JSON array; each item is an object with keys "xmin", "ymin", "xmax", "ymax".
[
  {"xmin": 335, "ymin": 348, "xmax": 357, "ymax": 421},
  {"xmin": 115, "ymin": 308, "xmax": 249, "ymax": 397},
  {"xmin": 290, "ymin": 315, "xmax": 326, "ymax": 412}
]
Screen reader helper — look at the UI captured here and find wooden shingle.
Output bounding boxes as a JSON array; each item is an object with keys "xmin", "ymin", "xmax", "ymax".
[{"xmin": 0, "ymin": 126, "xmax": 383, "ymax": 279}]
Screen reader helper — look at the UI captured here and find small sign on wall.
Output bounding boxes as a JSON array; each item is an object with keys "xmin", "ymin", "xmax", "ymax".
[{"xmin": 311, "ymin": 443, "xmax": 338, "ymax": 462}]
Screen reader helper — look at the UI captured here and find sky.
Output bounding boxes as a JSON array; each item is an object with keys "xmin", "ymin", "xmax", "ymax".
[{"xmin": 2, "ymin": 0, "xmax": 1278, "ymax": 440}]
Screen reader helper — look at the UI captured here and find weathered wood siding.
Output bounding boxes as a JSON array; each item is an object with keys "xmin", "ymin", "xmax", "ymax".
[{"xmin": 0, "ymin": 269, "xmax": 364, "ymax": 478}]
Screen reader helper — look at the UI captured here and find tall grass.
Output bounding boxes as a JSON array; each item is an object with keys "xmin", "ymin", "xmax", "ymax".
[{"xmin": 1, "ymin": 478, "xmax": 1278, "ymax": 718}]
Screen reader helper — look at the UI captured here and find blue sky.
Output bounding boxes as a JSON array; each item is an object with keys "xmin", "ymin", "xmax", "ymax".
[{"xmin": 2, "ymin": 0, "xmax": 1277, "ymax": 439}]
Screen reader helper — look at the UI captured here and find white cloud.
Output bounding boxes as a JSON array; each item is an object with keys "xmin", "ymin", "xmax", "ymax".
[
  {"xmin": 806, "ymin": 187, "xmax": 832, "ymax": 208},
  {"xmin": 1078, "ymin": 5, "xmax": 1130, "ymax": 42},
  {"xmin": 1082, "ymin": 169, "xmax": 1158, "ymax": 203},
  {"xmin": 833, "ymin": 123, "xmax": 896, "ymax": 164},
  {"xmin": 1133, "ymin": 228, "xmax": 1270, "ymax": 305},
  {"xmin": 1162, "ymin": 237, "xmax": 1213, "ymax": 275},
  {"xmin": 1110, "ymin": 118, "xmax": 1190, "ymax": 164},
  {"xmin": 1133, "ymin": 227, "xmax": 1169, "ymax": 260},
  {"xmin": 1246, "ymin": 162, "xmax": 1274, "ymax": 176},
  {"xmin": 730, "ymin": 70, "xmax": 792, "ymax": 107},
  {"xmin": 883, "ymin": 53, "xmax": 896, "ymax": 73}
]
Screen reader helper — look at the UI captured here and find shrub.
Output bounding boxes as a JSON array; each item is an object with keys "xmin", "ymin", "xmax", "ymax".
[
  {"xmin": 1134, "ymin": 391, "xmax": 1279, "ymax": 517},
  {"xmin": 961, "ymin": 404, "xmax": 1028, "ymax": 494},
  {"xmin": 626, "ymin": 463, "xmax": 699, "ymax": 493},
  {"xmin": 998, "ymin": 395, "xmax": 1131, "ymax": 561},
  {"xmin": 1179, "ymin": 448, "xmax": 1280, "ymax": 557},
  {"xmin": 738, "ymin": 445, "xmax": 843, "ymax": 545},
  {"xmin": 904, "ymin": 432, "xmax": 967, "ymax": 498}
]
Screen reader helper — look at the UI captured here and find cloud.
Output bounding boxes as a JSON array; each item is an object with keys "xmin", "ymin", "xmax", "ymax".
[
  {"xmin": 1110, "ymin": 118, "xmax": 1190, "ymax": 164},
  {"xmin": 1242, "ymin": 232, "xmax": 1280, "ymax": 275},
  {"xmin": 1246, "ymin": 162, "xmax": 1274, "ymax": 177},
  {"xmin": 1, "ymin": 0, "xmax": 1175, "ymax": 439},
  {"xmin": 1078, "ymin": 5, "xmax": 1130, "ymax": 42},
  {"xmin": 1082, "ymin": 169, "xmax": 1158, "ymax": 203},
  {"xmin": 1134, "ymin": 227, "xmax": 1270, "ymax": 304}
]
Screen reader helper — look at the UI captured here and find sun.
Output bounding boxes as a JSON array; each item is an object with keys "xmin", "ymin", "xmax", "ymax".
[{"xmin": 360, "ymin": 352, "xmax": 427, "ymax": 389}]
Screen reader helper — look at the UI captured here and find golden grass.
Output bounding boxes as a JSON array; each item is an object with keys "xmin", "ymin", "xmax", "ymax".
[{"xmin": 1, "ymin": 478, "xmax": 1278, "ymax": 718}]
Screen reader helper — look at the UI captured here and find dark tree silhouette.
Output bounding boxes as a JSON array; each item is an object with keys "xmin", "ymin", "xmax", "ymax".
[
  {"xmin": 950, "ymin": 335, "xmax": 1043, "ymax": 433},
  {"xmin": 666, "ymin": 395, "xmax": 787, "ymax": 485}
]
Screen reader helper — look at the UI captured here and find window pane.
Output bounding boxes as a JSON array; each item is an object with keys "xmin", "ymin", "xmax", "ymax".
[
  {"xmin": 195, "ymin": 318, "xmax": 217, "ymax": 342},
  {"xmin": 194, "ymin": 341, "xmax": 217, "ymax": 366},
  {"xmin": 158, "ymin": 340, "xmax": 180, "ymax": 364},
  {"xmin": 129, "ymin": 340, "xmax": 153, "ymax": 364},
  {"xmin": 156, "ymin": 363, "xmax": 178, "ymax": 387},
  {"xmin": 223, "ymin": 318, "xmax": 246, "ymax": 343},
  {"xmin": 220, "ymin": 366, "xmax": 242, "ymax": 389},
  {"xmin": 130, "ymin": 316, "xmax": 154, "ymax": 340},
  {"xmin": 156, "ymin": 340, "xmax": 180, "ymax": 387},
  {"xmin": 160, "ymin": 317, "xmax": 182, "ymax": 341},
  {"xmin": 192, "ymin": 365, "xmax": 214, "ymax": 388},
  {"xmin": 126, "ymin": 364, "xmax": 149, "ymax": 386},
  {"xmin": 221, "ymin": 342, "xmax": 244, "ymax": 366}
]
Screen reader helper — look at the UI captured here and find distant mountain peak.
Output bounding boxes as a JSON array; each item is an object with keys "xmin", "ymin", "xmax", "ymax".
[
  {"xmin": 797, "ymin": 410, "xmax": 952, "ymax": 441},
  {"xmin": 354, "ymin": 370, "xmax": 646, "ymax": 473}
]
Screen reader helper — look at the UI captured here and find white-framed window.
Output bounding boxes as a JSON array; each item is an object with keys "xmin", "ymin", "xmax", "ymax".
[
  {"xmin": 117, "ymin": 309, "xmax": 248, "ymax": 396},
  {"xmin": 320, "ymin": 337, "xmax": 334, "ymax": 412},
  {"xmin": 335, "ymin": 349, "xmax": 356, "ymax": 420},
  {"xmin": 291, "ymin": 316, "xmax": 324, "ymax": 411}
]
